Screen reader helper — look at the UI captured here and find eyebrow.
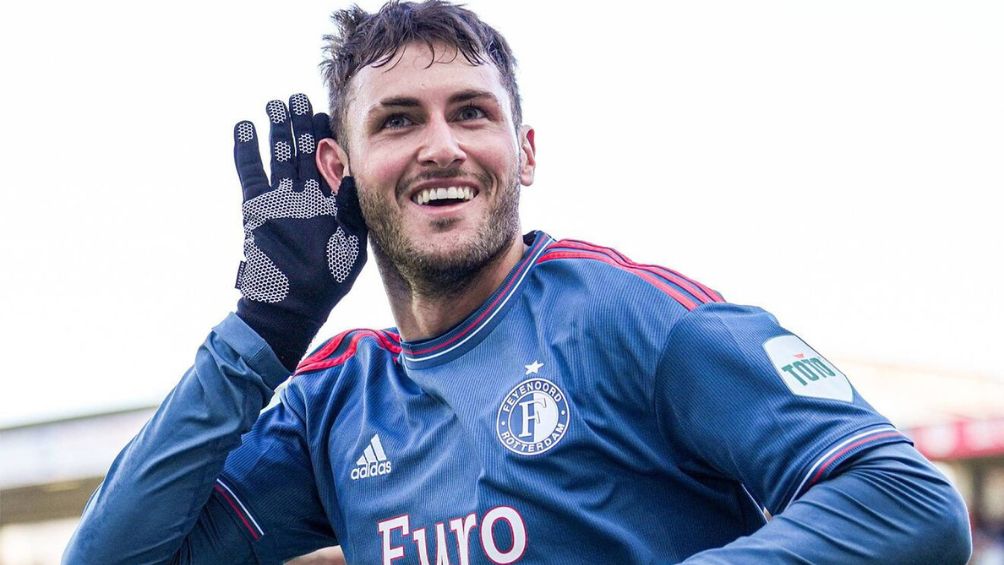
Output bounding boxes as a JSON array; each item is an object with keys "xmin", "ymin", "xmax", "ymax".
[
  {"xmin": 369, "ymin": 89, "xmax": 500, "ymax": 114},
  {"xmin": 375, "ymin": 96, "xmax": 421, "ymax": 109},
  {"xmin": 448, "ymin": 89, "xmax": 497, "ymax": 105}
]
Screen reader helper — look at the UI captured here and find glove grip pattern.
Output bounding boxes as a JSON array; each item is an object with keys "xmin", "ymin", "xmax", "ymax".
[
  {"xmin": 238, "ymin": 178, "xmax": 340, "ymax": 303},
  {"xmin": 232, "ymin": 94, "xmax": 367, "ymax": 372},
  {"xmin": 327, "ymin": 229, "xmax": 360, "ymax": 284}
]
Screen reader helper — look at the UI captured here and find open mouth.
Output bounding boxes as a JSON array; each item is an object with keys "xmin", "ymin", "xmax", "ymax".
[{"xmin": 411, "ymin": 186, "xmax": 479, "ymax": 207}]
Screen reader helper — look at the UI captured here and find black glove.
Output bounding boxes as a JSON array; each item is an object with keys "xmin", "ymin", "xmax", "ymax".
[{"xmin": 233, "ymin": 93, "xmax": 367, "ymax": 371}]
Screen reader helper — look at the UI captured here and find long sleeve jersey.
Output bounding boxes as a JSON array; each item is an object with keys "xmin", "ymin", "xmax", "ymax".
[{"xmin": 65, "ymin": 231, "xmax": 971, "ymax": 564}]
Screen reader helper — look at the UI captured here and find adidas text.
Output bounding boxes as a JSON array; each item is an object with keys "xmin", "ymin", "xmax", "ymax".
[
  {"xmin": 352, "ymin": 461, "xmax": 392, "ymax": 480},
  {"xmin": 352, "ymin": 434, "xmax": 393, "ymax": 480}
]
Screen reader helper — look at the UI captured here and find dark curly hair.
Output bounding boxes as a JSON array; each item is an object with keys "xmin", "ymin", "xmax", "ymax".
[{"xmin": 321, "ymin": 1, "xmax": 522, "ymax": 142}]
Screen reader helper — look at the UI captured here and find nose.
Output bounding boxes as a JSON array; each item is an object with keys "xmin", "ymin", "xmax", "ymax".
[{"xmin": 417, "ymin": 117, "xmax": 466, "ymax": 168}]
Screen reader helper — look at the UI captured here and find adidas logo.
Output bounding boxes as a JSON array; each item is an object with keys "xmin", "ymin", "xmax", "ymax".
[{"xmin": 351, "ymin": 434, "xmax": 393, "ymax": 480}]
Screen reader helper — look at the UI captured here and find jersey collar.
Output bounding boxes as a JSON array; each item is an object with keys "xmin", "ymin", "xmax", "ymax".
[{"xmin": 399, "ymin": 230, "xmax": 553, "ymax": 369}]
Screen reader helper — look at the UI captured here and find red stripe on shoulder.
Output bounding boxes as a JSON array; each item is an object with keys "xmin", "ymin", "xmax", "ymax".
[
  {"xmin": 298, "ymin": 329, "xmax": 357, "ymax": 368},
  {"xmin": 555, "ymin": 239, "xmax": 724, "ymax": 303},
  {"xmin": 537, "ymin": 250, "xmax": 699, "ymax": 310},
  {"xmin": 295, "ymin": 329, "xmax": 402, "ymax": 375},
  {"xmin": 538, "ymin": 239, "xmax": 724, "ymax": 310}
]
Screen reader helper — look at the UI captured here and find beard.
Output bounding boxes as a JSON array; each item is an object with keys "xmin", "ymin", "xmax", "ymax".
[{"xmin": 356, "ymin": 166, "xmax": 521, "ymax": 299}]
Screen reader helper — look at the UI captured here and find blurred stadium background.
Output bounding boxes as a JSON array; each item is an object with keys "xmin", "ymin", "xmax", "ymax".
[{"xmin": 2, "ymin": 358, "xmax": 1003, "ymax": 563}]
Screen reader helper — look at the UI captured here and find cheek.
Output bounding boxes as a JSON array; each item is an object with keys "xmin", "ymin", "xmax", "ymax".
[
  {"xmin": 461, "ymin": 133, "xmax": 520, "ymax": 175},
  {"xmin": 353, "ymin": 141, "xmax": 412, "ymax": 188}
]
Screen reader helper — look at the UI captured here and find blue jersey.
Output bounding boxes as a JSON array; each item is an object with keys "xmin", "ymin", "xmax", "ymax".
[{"xmin": 211, "ymin": 231, "xmax": 909, "ymax": 564}]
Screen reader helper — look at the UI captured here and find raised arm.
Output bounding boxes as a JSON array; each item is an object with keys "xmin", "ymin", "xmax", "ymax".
[
  {"xmin": 64, "ymin": 94, "xmax": 367, "ymax": 564},
  {"xmin": 65, "ymin": 314, "xmax": 288, "ymax": 564}
]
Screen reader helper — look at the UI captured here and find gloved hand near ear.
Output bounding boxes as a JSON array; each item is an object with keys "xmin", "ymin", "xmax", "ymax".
[{"xmin": 233, "ymin": 93, "xmax": 367, "ymax": 372}]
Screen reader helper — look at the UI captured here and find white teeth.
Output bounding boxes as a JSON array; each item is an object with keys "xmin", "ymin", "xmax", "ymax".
[{"xmin": 411, "ymin": 186, "xmax": 477, "ymax": 205}]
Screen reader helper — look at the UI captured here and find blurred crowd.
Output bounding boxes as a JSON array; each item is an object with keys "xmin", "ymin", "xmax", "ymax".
[{"xmin": 973, "ymin": 517, "xmax": 1004, "ymax": 564}]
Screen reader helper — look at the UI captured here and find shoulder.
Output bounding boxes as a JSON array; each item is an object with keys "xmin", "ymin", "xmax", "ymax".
[
  {"xmin": 279, "ymin": 327, "xmax": 402, "ymax": 421},
  {"xmin": 661, "ymin": 302, "xmax": 784, "ymax": 360},
  {"xmin": 528, "ymin": 237, "xmax": 727, "ymax": 370},
  {"xmin": 535, "ymin": 237, "xmax": 725, "ymax": 317},
  {"xmin": 295, "ymin": 327, "xmax": 401, "ymax": 375},
  {"xmin": 288, "ymin": 328, "xmax": 401, "ymax": 397}
]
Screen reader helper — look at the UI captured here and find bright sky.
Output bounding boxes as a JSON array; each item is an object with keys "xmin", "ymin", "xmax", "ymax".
[{"xmin": 1, "ymin": 1, "xmax": 1001, "ymax": 427}]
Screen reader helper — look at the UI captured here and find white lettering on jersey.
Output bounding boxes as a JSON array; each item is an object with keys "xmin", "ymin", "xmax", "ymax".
[
  {"xmin": 763, "ymin": 335, "xmax": 853, "ymax": 402},
  {"xmin": 435, "ymin": 523, "xmax": 453, "ymax": 565},
  {"xmin": 411, "ymin": 527, "xmax": 431, "ymax": 565},
  {"xmin": 449, "ymin": 513, "xmax": 478, "ymax": 565},
  {"xmin": 377, "ymin": 507, "xmax": 527, "ymax": 564},
  {"xmin": 378, "ymin": 515, "xmax": 409, "ymax": 565},
  {"xmin": 410, "ymin": 522, "xmax": 453, "ymax": 565},
  {"xmin": 480, "ymin": 506, "xmax": 527, "ymax": 564},
  {"xmin": 351, "ymin": 434, "xmax": 393, "ymax": 480}
]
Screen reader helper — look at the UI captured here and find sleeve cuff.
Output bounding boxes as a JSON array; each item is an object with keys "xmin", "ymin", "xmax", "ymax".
[
  {"xmin": 213, "ymin": 313, "xmax": 292, "ymax": 390},
  {"xmin": 782, "ymin": 425, "xmax": 912, "ymax": 510}
]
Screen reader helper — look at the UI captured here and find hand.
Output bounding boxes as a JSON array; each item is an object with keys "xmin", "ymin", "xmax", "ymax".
[{"xmin": 233, "ymin": 93, "xmax": 367, "ymax": 371}]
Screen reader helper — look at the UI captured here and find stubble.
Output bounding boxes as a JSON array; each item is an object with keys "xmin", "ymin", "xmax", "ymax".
[{"xmin": 357, "ymin": 166, "xmax": 521, "ymax": 299}]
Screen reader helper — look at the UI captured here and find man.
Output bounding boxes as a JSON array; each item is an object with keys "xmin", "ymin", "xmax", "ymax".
[{"xmin": 65, "ymin": 1, "xmax": 971, "ymax": 563}]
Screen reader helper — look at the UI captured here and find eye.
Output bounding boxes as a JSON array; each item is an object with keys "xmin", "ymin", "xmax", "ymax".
[
  {"xmin": 382, "ymin": 114, "xmax": 414, "ymax": 129},
  {"xmin": 456, "ymin": 106, "xmax": 486, "ymax": 121}
]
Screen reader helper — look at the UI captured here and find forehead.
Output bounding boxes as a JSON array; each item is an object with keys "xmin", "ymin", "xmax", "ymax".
[{"xmin": 346, "ymin": 42, "xmax": 510, "ymax": 120}]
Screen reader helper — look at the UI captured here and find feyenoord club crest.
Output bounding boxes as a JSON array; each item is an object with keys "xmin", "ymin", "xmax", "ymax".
[{"xmin": 496, "ymin": 375, "xmax": 570, "ymax": 456}]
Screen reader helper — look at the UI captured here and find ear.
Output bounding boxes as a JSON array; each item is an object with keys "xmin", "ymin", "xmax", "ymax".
[
  {"xmin": 317, "ymin": 138, "xmax": 351, "ymax": 189},
  {"xmin": 518, "ymin": 125, "xmax": 536, "ymax": 187}
]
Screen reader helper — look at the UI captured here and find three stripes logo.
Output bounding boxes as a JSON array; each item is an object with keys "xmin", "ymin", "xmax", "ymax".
[{"xmin": 351, "ymin": 434, "xmax": 393, "ymax": 480}]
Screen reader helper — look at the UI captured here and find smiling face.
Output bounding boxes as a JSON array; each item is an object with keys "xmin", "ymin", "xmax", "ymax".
[{"xmin": 319, "ymin": 42, "xmax": 535, "ymax": 295}]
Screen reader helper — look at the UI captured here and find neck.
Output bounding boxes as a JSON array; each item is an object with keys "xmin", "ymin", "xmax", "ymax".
[{"xmin": 374, "ymin": 234, "xmax": 528, "ymax": 342}]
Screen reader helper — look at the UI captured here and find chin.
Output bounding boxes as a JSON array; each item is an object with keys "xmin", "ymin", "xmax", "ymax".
[
  {"xmin": 425, "ymin": 218, "xmax": 481, "ymax": 242},
  {"xmin": 383, "ymin": 221, "xmax": 517, "ymax": 296},
  {"xmin": 413, "ymin": 229, "xmax": 497, "ymax": 270}
]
